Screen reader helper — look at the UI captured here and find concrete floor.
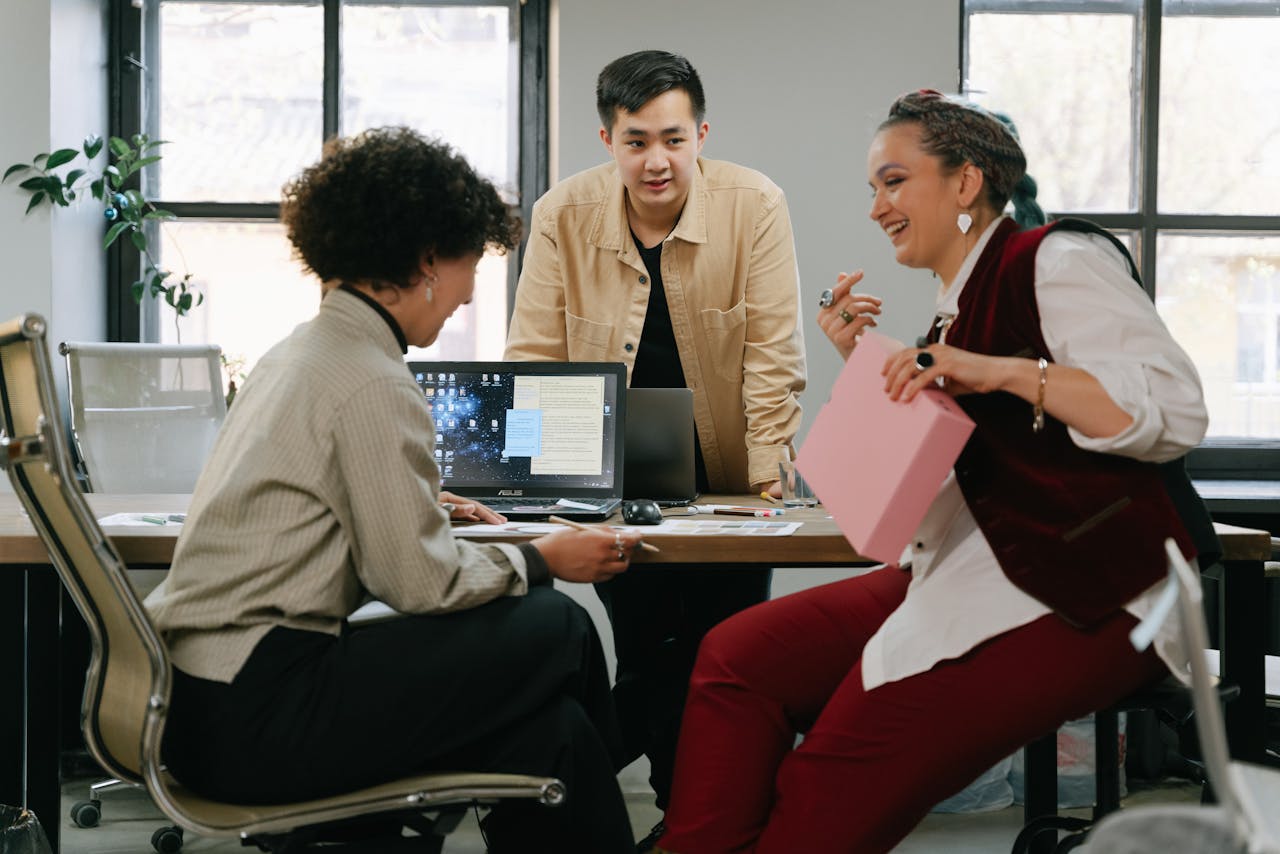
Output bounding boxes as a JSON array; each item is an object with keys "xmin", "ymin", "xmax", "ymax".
[{"xmin": 53, "ymin": 771, "xmax": 1202, "ymax": 853}]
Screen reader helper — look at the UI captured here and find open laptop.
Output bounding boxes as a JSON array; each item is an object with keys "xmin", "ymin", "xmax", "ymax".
[
  {"xmin": 624, "ymin": 387, "xmax": 699, "ymax": 506},
  {"xmin": 408, "ymin": 361, "xmax": 626, "ymax": 521}
]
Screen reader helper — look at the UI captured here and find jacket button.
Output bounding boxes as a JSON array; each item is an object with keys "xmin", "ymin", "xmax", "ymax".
[
  {"xmin": 915, "ymin": 541, "xmax": 924, "ymax": 550},
  {"xmin": 624, "ymin": 343, "xmax": 634, "ymax": 352},
  {"xmin": 639, "ymin": 275, "xmax": 648, "ymax": 285}
]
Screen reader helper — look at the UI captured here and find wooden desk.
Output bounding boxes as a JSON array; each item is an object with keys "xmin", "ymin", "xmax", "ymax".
[{"xmin": 0, "ymin": 494, "xmax": 1270, "ymax": 851}]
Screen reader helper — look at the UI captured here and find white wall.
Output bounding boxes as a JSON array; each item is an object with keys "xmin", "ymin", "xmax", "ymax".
[
  {"xmin": 551, "ymin": 0, "xmax": 960, "ymax": 792},
  {"xmin": 0, "ymin": 0, "xmax": 106, "ymax": 493}
]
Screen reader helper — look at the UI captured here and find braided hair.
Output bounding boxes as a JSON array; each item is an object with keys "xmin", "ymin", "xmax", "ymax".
[{"xmin": 881, "ymin": 89, "xmax": 1047, "ymax": 228}]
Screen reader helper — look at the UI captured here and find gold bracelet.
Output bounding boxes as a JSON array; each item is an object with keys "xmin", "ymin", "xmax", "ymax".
[{"xmin": 1033, "ymin": 357, "xmax": 1048, "ymax": 433}]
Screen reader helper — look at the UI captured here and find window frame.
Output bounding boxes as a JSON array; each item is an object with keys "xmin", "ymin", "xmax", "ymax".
[
  {"xmin": 964, "ymin": 0, "xmax": 1280, "ymax": 477},
  {"xmin": 106, "ymin": 0, "xmax": 549, "ymax": 346}
]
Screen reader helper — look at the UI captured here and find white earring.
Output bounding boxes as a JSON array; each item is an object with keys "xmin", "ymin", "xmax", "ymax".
[
  {"xmin": 425, "ymin": 286, "xmax": 434, "ymax": 303},
  {"xmin": 957, "ymin": 212, "xmax": 973, "ymax": 235}
]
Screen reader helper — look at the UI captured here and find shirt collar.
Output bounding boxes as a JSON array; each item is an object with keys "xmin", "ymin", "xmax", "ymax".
[
  {"xmin": 592, "ymin": 158, "xmax": 709, "ymax": 253},
  {"xmin": 337, "ymin": 283, "xmax": 409, "ymax": 354}
]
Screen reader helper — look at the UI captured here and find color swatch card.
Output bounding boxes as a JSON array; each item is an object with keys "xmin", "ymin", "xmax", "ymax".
[{"xmin": 796, "ymin": 331, "xmax": 975, "ymax": 563}]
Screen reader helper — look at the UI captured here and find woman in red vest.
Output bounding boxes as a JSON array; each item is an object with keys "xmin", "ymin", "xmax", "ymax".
[{"xmin": 655, "ymin": 90, "xmax": 1209, "ymax": 854}]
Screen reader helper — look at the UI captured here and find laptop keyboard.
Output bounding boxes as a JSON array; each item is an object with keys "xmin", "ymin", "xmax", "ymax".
[{"xmin": 475, "ymin": 497, "xmax": 609, "ymax": 512}]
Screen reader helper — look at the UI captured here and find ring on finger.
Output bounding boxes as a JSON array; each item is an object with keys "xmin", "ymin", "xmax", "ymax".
[
  {"xmin": 818, "ymin": 288, "xmax": 834, "ymax": 309},
  {"xmin": 914, "ymin": 351, "xmax": 934, "ymax": 372},
  {"xmin": 838, "ymin": 308, "xmax": 855, "ymax": 325}
]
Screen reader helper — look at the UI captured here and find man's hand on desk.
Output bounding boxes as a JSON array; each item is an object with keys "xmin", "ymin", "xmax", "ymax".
[{"xmin": 439, "ymin": 491, "xmax": 508, "ymax": 525}]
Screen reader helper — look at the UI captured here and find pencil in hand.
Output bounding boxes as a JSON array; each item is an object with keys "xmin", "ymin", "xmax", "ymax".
[{"xmin": 547, "ymin": 515, "xmax": 660, "ymax": 552}]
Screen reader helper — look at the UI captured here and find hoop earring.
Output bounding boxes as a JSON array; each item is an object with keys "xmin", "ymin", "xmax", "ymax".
[{"xmin": 957, "ymin": 211, "xmax": 973, "ymax": 235}]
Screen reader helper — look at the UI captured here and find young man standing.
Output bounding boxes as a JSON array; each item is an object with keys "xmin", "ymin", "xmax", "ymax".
[{"xmin": 505, "ymin": 50, "xmax": 806, "ymax": 850}]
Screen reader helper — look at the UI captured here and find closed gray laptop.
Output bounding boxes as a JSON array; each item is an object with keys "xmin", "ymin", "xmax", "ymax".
[{"xmin": 624, "ymin": 387, "xmax": 698, "ymax": 506}]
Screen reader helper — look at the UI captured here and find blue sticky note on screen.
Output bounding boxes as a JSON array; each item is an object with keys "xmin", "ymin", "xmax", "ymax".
[{"xmin": 502, "ymin": 409, "xmax": 542, "ymax": 457}]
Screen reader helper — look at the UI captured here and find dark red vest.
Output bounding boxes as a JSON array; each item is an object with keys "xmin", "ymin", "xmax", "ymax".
[{"xmin": 940, "ymin": 218, "xmax": 1194, "ymax": 627}]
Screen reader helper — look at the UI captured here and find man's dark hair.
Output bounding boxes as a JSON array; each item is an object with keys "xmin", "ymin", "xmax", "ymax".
[
  {"xmin": 596, "ymin": 50, "xmax": 706, "ymax": 131},
  {"xmin": 280, "ymin": 126, "xmax": 520, "ymax": 287}
]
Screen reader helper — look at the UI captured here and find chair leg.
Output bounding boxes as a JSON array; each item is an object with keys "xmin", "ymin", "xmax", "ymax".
[{"xmin": 1094, "ymin": 708, "xmax": 1122, "ymax": 819}]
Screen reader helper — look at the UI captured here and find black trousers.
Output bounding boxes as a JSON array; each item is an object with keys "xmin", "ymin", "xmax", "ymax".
[
  {"xmin": 595, "ymin": 566, "xmax": 772, "ymax": 810},
  {"xmin": 162, "ymin": 586, "xmax": 633, "ymax": 854}
]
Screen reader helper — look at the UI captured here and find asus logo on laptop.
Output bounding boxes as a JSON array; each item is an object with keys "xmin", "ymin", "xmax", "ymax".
[{"xmin": 498, "ymin": 489, "xmax": 523, "ymax": 496}]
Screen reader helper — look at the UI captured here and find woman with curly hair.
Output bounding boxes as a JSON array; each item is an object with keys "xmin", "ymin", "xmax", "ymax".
[
  {"xmin": 144, "ymin": 127, "xmax": 639, "ymax": 853},
  {"xmin": 655, "ymin": 91, "xmax": 1212, "ymax": 853}
]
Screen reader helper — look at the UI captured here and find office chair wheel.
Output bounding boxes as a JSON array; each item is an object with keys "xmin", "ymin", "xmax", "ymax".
[
  {"xmin": 69, "ymin": 798, "xmax": 101, "ymax": 828},
  {"xmin": 151, "ymin": 824, "xmax": 184, "ymax": 853}
]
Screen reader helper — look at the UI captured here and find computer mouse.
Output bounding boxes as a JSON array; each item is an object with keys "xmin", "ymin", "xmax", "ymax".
[{"xmin": 622, "ymin": 498, "xmax": 664, "ymax": 525}]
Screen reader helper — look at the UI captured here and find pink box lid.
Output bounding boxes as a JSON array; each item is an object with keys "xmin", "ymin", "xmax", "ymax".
[{"xmin": 796, "ymin": 331, "xmax": 975, "ymax": 563}]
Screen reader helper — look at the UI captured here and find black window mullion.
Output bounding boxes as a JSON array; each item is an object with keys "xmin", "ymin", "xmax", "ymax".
[
  {"xmin": 107, "ymin": 0, "xmax": 145, "ymax": 343},
  {"xmin": 1137, "ymin": 0, "xmax": 1161, "ymax": 298},
  {"xmin": 324, "ymin": 0, "xmax": 341, "ymax": 141}
]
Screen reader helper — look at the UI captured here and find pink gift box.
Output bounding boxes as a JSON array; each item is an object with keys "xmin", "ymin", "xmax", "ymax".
[{"xmin": 796, "ymin": 331, "xmax": 975, "ymax": 563}]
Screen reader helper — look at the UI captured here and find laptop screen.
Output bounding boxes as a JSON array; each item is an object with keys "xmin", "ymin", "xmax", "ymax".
[{"xmin": 407, "ymin": 361, "xmax": 626, "ymax": 501}]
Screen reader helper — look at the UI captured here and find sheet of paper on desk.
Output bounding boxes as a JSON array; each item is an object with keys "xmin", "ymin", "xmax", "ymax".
[
  {"xmin": 455, "ymin": 520, "xmax": 801, "ymax": 537},
  {"xmin": 97, "ymin": 512, "xmax": 186, "ymax": 527},
  {"xmin": 796, "ymin": 331, "xmax": 974, "ymax": 563}
]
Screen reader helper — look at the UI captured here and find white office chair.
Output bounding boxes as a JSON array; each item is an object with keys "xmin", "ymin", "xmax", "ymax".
[
  {"xmin": 1083, "ymin": 540, "xmax": 1280, "ymax": 854},
  {"xmin": 0, "ymin": 314, "xmax": 565, "ymax": 853},
  {"xmin": 59, "ymin": 341, "xmax": 227, "ymax": 493}
]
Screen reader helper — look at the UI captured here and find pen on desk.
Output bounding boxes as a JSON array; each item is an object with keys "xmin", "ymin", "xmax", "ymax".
[
  {"xmin": 759, "ymin": 491, "xmax": 778, "ymax": 504},
  {"xmin": 140, "ymin": 514, "xmax": 168, "ymax": 525},
  {"xmin": 547, "ymin": 515, "xmax": 660, "ymax": 553},
  {"xmin": 714, "ymin": 508, "xmax": 781, "ymax": 518}
]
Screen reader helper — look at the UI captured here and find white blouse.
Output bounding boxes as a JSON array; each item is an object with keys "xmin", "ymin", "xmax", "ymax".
[{"xmin": 859, "ymin": 216, "xmax": 1209, "ymax": 691}]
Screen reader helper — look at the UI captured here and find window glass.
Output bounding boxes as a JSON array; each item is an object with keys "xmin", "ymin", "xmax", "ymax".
[
  {"xmin": 154, "ymin": 222, "xmax": 510, "ymax": 375},
  {"xmin": 966, "ymin": 11, "xmax": 1135, "ymax": 213},
  {"xmin": 342, "ymin": 4, "xmax": 516, "ymax": 188},
  {"xmin": 154, "ymin": 3, "xmax": 324, "ymax": 202},
  {"xmin": 1158, "ymin": 11, "xmax": 1280, "ymax": 215},
  {"xmin": 1156, "ymin": 233, "xmax": 1280, "ymax": 439}
]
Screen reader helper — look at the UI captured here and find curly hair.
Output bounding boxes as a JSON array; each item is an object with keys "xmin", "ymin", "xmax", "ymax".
[
  {"xmin": 281, "ymin": 127, "xmax": 521, "ymax": 287},
  {"xmin": 881, "ymin": 90, "xmax": 1046, "ymax": 228}
]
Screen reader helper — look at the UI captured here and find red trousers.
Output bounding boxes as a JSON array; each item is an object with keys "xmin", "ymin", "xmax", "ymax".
[{"xmin": 659, "ymin": 567, "xmax": 1166, "ymax": 854}]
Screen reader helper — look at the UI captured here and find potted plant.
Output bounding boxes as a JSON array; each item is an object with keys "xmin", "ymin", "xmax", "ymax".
[{"xmin": 3, "ymin": 133, "xmax": 203, "ymax": 318}]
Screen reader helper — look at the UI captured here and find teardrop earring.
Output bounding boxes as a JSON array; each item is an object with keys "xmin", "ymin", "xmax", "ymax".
[
  {"xmin": 957, "ymin": 211, "xmax": 973, "ymax": 235},
  {"xmin": 424, "ymin": 270, "xmax": 438, "ymax": 303}
]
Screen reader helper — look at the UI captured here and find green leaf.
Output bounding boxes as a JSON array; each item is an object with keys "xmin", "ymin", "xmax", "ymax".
[
  {"xmin": 124, "ymin": 189, "xmax": 145, "ymax": 210},
  {"xmin": 42, "ymin": 176, "xmax": 68, "ymax": 206},
  {"xmin": 133, "ymin": 155, "xmax": 161, "ymax": 172},
  {"xmin": 131, "ymin": 280, "xmax": 145, "ymax": 303},
  {"xmin": 131, "ymin": 133, "xmax": 147, "ymax": 148},
  {"xmin": 178, "ymin": 292, "xmax": 193, "ymax": 314},
  {"xmin": 25, "ymin": 192, "xmax": 45, "ymax": 214},
  {"xmin": 108, "ymin": 136, "xmax": 131, "ymax": 158},
  {"xmin": 45, "ymin": 148, "xmax": 78, "ymax": 169},
  {"xmin": 33, "ymin": 152, "xmax": 48, "ymax": 164},
  {"xmin": 143, "ymin": 209, "xmax": 177, "ymax": 221},
  {"xmin": 140, "ymin": 139, "xmax": 170, "ymax": 151},
  {"xmin": 103, "ymin": 164, "xmax": 121, "ymax": 190},
  {"xmin": 89, "ymin": 178, "xmax": 104, "ymax": 200},
  {"xmin": 83, "ymin": 134, "xmax": 103, "ymax": 160},
  {"xmin": 130, "ymin": 230, "xmax": 147, "ymax": 252},
  {"xmin": 195, "ymin": 292, "xmax": 205, "ymax": 307},
  {"xmin": 18, "ymin": 176, "xmax": 45, "ymax": 191},
  {"xmin": 164, "ymin": 287, "xmax": 177, "ymax": 307},
  {"xmin": 3, "ymin": 163, "xmax": 30, "ymax": 182},
  {"xmin": 103, "ymin": 220, "xmax": 130, "ymax": 249},
  {"xmin": 64, "ymin": 168, "xmax": 86, "ymax": 187}
]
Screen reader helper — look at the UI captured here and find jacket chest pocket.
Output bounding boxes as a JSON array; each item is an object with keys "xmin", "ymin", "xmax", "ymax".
[
  {"xmin": 699, "ymin": 300, "xmax": 748, "ymax": 382},
  {"xmin": 566, "ymin": 312, "xmax": 614, "ymax": 362}
]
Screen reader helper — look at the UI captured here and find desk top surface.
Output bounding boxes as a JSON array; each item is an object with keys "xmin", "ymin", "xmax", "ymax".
[{"xmin": 0, "ymin": 492, "xmax": 1271, "ymax": 566}]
